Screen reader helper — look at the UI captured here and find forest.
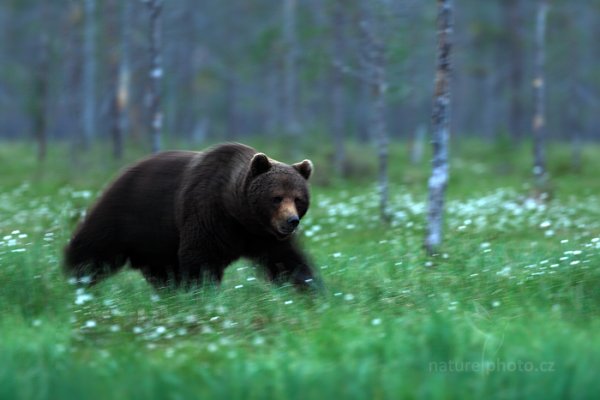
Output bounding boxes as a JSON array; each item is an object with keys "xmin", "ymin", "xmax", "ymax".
[{"xmin": 1, "ymin": 0, "xmax": 599, "ymax": 399}]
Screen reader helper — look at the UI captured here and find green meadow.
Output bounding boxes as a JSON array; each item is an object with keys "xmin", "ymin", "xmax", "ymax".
[{"xmin": 0, "ymin": 140, "xmax": 599, "ymax": 399}]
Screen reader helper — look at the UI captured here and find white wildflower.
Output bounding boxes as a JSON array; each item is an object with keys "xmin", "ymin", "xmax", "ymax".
[
  {"xmin": 253, "ymin": 336, "xmax": 265, "ymax": 346},
  {"xmin": 207, "ymin": 343, "xmax": 218, "ymax": 352},
  {"xmin": 222, "ymin": 320, "xmax": 236, "ymax": 329},
  {"xmin": 185, "ymin": 315, "xmax": 197, "ymax": 324},
  {"xmin": 75, "ymin": 288, "xmax": 93, "ymax": 305}
]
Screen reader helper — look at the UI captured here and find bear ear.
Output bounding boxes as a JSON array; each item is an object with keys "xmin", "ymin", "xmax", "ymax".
[
  {"xmin": 249, "ymin": 153, "xmax": 272, "ymax": 177},
  {"xmin": 292, "ymin": 159, "xmax": 313, "ymax": 180}
]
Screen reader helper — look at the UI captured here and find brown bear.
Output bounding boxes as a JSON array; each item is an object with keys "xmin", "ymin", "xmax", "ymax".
[{"xmin": 64, "ymin": 142, "xmax": 318, "ymax": 290}]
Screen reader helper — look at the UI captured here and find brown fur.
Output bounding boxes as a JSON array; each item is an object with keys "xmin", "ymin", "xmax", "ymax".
[{"xmin": 64, "ymin": 143, "xmax": 318, "ymax": 290}]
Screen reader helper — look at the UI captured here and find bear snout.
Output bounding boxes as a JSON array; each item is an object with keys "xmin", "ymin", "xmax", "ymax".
[
  {"xmin": 271, "ymin": 197, "xmax": 302, "ymax": 238},
  {"xmin": 277, "ymin": 216, "xmax": 299, "ymax": 235},
  {"xmin": 286, "ymin": 215, "xmax": 300, "ymax": 228},
  {"xmin": 278, "ymin": 215, "xmax": 300, "ymax": 235}
]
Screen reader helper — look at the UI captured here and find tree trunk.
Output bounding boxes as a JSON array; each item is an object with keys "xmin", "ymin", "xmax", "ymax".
[
  {"xmin": 82, "ymin": 0, "xmax": 96, "ymax": 150},
  {"xmin": 117, "ymin": 0, "xmax": 132, "ymax": 159},
  {"xmin": 359, "ymin": 3, "xmax": 390, "ymax": 223},
  {"xmin": 373, "ymin": 70, "xmax": 390, "ymax": 224},
  {"xmin": 410, "ymin": 125, "xmax": 426, "ymax": 165},
  {"xmin": 33, "ymin": 28, "xmax": 50, "ymax": 162},
  {"xmin": 282, "ymin": 0, "xmax": 299, "ymax": 136},
  {"xmin": 145, "ymin": 0, "xmax": 163, "ymax": 154},
  {"xmin": 570, "ymin": 101, "xmax": 582, "ymax": 172},
  {"xmin": 425, "ymin": 0, "xmax": 453, "ymax": 255},
  {"xmin": 265, "ymin": 67, "xmax": 280, "ymax": 136},
  {"xmin": 65, "ymin": 2, "xmax": 84, "ymax": 165},
  {"xmin": 532, "ymin": 0, "xmax": 548, "ymax": 192},
  {"xmin": 108, "ymin": 0, "xmax": 130, "ymax": 161},
  {"xmin": 481, "ymin": 70, "xmax": 496, "ymax": 141},
  {"xmin": 225, "ymin": 76, "xmax": 239, "ymax": 140},
  {"xmin": 568, "ymin": 16, "xmax": 583, "ymax": 173},
  {"xmin": 504, "ymin": 0, "xmax": 525, "ymax": 144},
  {"xmin": 331, "ymin": 0, "xmax": 346, "ymax": 176}
]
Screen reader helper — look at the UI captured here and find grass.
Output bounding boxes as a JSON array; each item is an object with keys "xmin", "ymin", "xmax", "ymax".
[{"xmin": 0, "ymin": 138, "xmax": 599, "ymax": 399}]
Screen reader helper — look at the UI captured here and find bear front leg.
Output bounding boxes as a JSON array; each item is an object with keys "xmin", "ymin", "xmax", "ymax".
[
  {"xmin": 178, "ymin": 245, "xmax": 225, "ymax": 288},
  {"xmin": 258, "ymin": 241, "xmax": 320, "ymax": 290}
]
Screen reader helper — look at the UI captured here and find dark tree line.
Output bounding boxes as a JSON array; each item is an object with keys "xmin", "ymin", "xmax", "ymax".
[{"xmin": 0, "ymin": 0, "xmax": 597, "ymax": 153}]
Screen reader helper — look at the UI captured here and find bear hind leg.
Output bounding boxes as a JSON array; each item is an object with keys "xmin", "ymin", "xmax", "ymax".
[{"xmin": 138, "ymin": 262, "xmax": 181, "ymax": 290}]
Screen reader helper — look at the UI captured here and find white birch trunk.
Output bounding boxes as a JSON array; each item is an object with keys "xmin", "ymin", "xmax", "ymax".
[
  {"xmin": 532, "ymin": 0, "xmax": 549, "ymax": 192},
  {"xmin": 33, "ymin": 31, "xmax": 49, "ymax": 162},
  {"xmin": 425, "ymin": 0, "xmax": 453, "ymax": 255},
  {"xmin": 283, "ymin": 0, "xmax": 299, "ymax": 136},
  {"xmin": 145, "ymin": 0, "xmax": 163, "ymax": 154},
  {"xmin": 410, "ymin": 125, "xmax": 425, "ymax": 165},
  {"xmin": 505, "ymin": 0, "xmax": 525, "ymax": 143},
  {"xmin": 331, "ymin": 0, "xmax": 346, "ymax": 175},
  {"xmin": 82, "ymin": 0, "xmax": 96, "ymax": 149},
  {"xmin": 359, "ymin": 3, "xmax": 390, "ymax": 223},
  {"xmin": 116, "ymin": 0, "xmax": 132, "ymax": 159}
]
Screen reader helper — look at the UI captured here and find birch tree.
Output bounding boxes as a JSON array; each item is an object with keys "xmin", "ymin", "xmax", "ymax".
[
  {"xmin": 32, "ymin": 9, "xmax": 50, "ymax": 162},
  {"xmin": 568, "ymin": 5, "xmax": 585, "ymax": 173},
  {"xmin": 144, "ymin": 0, "xmax": 163, "ymax": 154},
  {"xmin": 358, "ymin": 1, "xmax": 390, "ymax": 223},
  {"xmin": 331, "ymin": 0, "xmax": 346, "ymax": 175},
  {"xmin": 425, "ymin": 0, "xmax": 453, "ymax": 255},
  {"xmin": 108, "ymin": 0, "xmax": 131, "ymax": 160},
  {"xmin": 282, "ymin": 0, "xmax": 299, "ymax": 136},
  {"xmin": 504, "ymin": 0, "xmax": 525, "ymax": 143},
  {"xmin": 532, "ymin": 0, "xmax": 548, "ymax": 194},
  {"xmin": 568, "ymin": 83, "xmax": 582, "ymax": 172},
  {"xmin": 82, "ymin": 0, "xmax": 96, "ymax": 149},
  {"xmin": 65, "ymin": 3, "xmax": 84, "ymax": 165}
]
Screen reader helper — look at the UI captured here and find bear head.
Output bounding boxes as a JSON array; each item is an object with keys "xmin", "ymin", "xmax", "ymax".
[{"xmin": 245, "ymin": 153, "xmax": 312, "ymax": 240}]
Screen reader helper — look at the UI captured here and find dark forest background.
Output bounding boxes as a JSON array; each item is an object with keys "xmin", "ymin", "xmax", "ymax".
[{"xmin": 1, "ymin": 0, "xmax": 598, "ymax": 153}]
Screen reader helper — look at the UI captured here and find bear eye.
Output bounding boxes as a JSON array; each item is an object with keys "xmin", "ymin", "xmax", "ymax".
[{"xmin": 272, "ymin": 196, "xmax": 283, "ymax": 205}]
